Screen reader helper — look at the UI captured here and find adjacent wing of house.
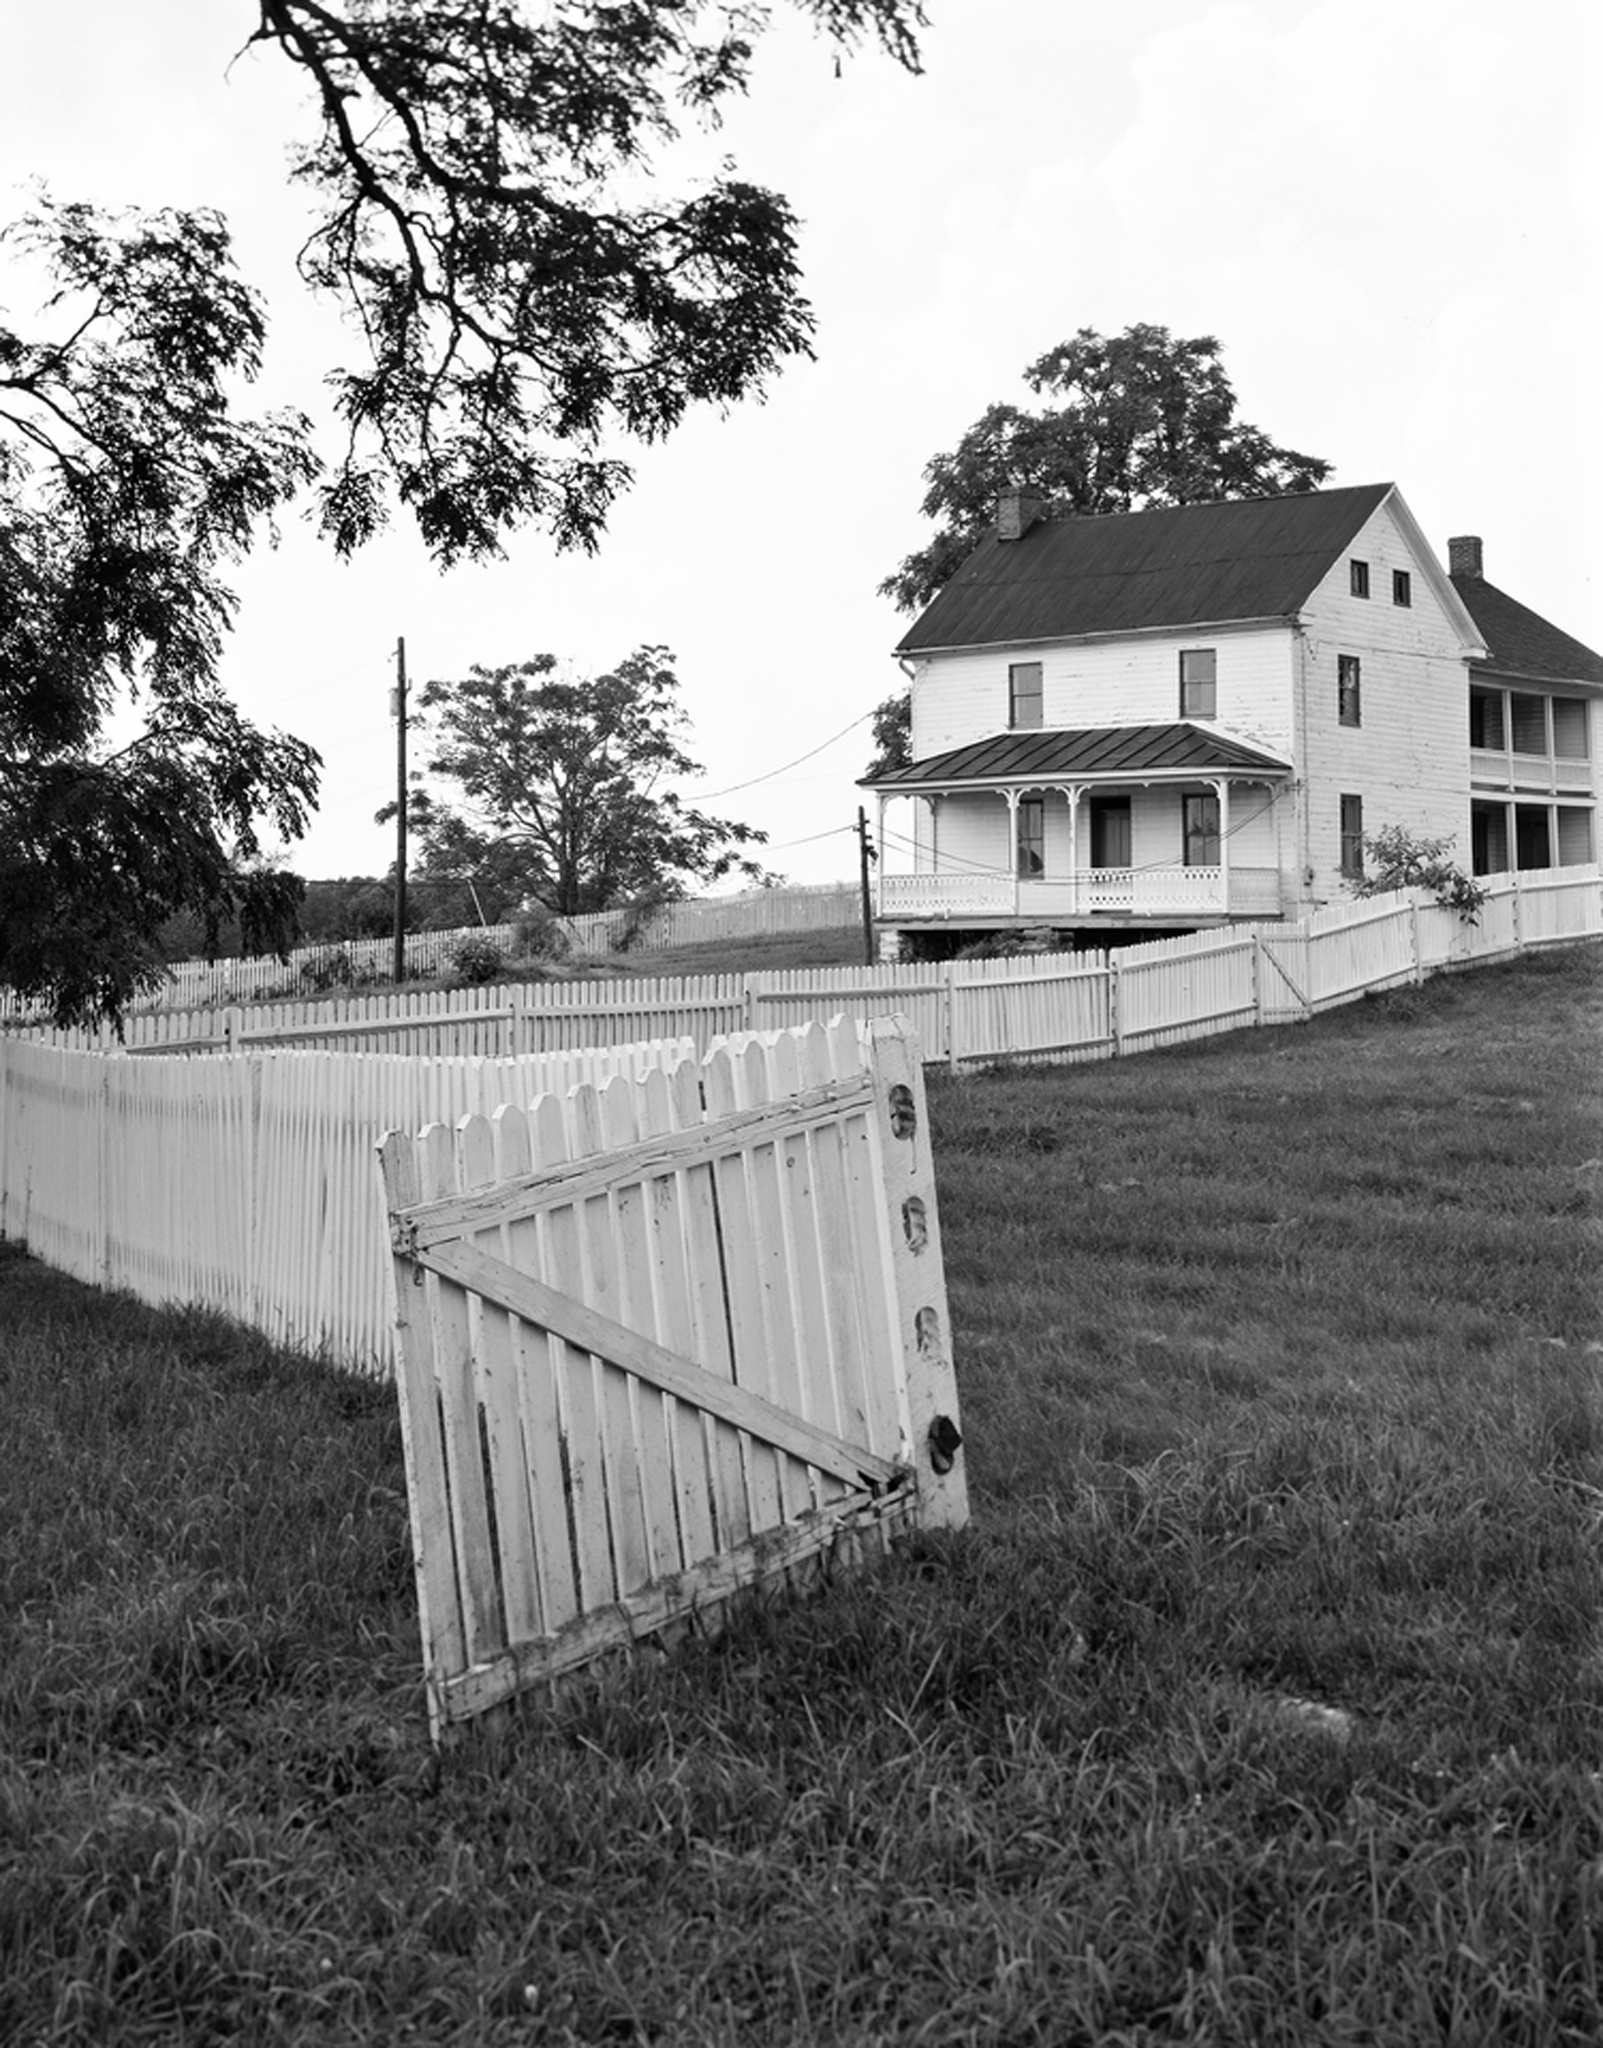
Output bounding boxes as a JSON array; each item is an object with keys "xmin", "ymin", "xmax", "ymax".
[{"xmin": 862, "ymin": 483, "xmax": 1601, "ymax": 953}]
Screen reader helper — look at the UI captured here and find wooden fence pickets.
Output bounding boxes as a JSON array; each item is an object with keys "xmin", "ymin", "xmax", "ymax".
[
  {"xmin": 12, "ymin": 868, "xmax": 1596, "ymax": 1068},
  {"xmin": 2, "ymin": 870, "xmax": 1599, "ymax": 1387},
  {"xmin": 380, "ymin": 1015, "xmax": 959, "ymax": 1737}
]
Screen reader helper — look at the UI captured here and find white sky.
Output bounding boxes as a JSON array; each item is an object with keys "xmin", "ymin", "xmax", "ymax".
[{"xmin": 3, "ymin": 0, "xmax": 1598, "ymax": 888}]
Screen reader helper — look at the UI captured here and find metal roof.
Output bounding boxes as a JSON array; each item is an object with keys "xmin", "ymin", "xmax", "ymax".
[
  {"xmin": 896, "ymin": 483, "xmax": 1394, "ymax": 653},
  {"xmin": 1450, "ymin": 575, "xmax": 1603, "ymax": 687},
  {"xmin": 864, "ymin": 722, "xmax": 1291, "ymax": 789}
]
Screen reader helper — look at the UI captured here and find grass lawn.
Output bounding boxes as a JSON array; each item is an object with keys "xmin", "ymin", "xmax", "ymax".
[{"xmin": 1, "ymin": 945, "xmax": 1600, "ymax": 2044}]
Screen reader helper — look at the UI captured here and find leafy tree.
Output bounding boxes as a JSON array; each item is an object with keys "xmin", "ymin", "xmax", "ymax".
[
  {"xmin": 0, "ymin": 200, "xmax": 320, "ymax": 1024},
  {"xmin": 395, "ymin": 647, "xmax": 770, "ymax": 916},
  {"xmin": 250, "ymin": 0, "xmax": 929, "ymax": 562},
  {"xmin": 882, "ymin": 323, "xmax": 1332, "ymax": 613},
  {"xmin": 863, "ymin": 687, "xmax": 912, "ymax": 777},
  {"xmin": 3, "ymin": 4, "xmax": 928, "ymax": 1023}
]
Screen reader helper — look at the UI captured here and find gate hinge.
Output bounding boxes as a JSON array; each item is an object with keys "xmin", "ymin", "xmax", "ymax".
[{"xmin": 927, "ymin": 1415, "xmax": 963, "ymax": 1475}]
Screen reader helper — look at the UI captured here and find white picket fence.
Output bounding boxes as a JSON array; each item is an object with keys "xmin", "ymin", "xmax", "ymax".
[
  {"xmin": 0, "ymin": 882, "xmax": 862, "ymax": 1023},
  {"xmin": 2, "ymin": 866, "xmax": 1597, "ymax": 1379},
  {"xmin": 13, "ymin": 866, "xmax": 1599, "ymax": 1067},
  {"xmin": 0, "ymin": 1036, "xmax": 691, "ymax": 1375}
]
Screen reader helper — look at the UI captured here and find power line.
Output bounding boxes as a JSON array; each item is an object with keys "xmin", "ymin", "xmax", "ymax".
[
  {"xmin": 690, "ymin": 708, "xmax": 873, "ymax": 801},
  {"xmin": 762, "ymin": 823, "xmax": 857, "ymax": 852}
]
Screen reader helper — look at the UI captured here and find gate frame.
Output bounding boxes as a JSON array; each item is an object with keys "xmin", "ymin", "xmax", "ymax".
[{"xmin": 379, "ymin": 1015, "xmax": 965, "ymax": 1740}]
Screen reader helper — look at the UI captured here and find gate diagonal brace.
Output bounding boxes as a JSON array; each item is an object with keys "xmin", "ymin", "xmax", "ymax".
[{"xmin": 414, "ymin": 1237, "xmax": 906, "ymax": 1494}]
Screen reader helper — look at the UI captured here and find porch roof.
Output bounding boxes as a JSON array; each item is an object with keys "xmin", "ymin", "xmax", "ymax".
[{"xmin": 865, "ymin": 721, "xmax": 1291, "ymax": 789}]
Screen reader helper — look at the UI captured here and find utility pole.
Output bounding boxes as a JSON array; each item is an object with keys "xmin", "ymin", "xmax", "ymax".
[
  {"xmin": 856, "ymin": 805, "xmax": 877, "ymax": 966},
  {"xmin": 392, "ymin": 635, "xmax": 407, "ymax": 984}
]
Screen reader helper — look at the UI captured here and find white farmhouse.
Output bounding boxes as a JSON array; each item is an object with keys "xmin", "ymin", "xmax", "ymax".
[{"xmin": 863, "ymin": 484, "xmax": 1602, "ymax": 956}]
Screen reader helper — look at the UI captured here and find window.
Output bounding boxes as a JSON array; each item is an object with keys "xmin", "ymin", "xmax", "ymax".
[
  {"xmin": 1552, "ymin": 698, "xmax": 1589, "ymax": 760},
  {"xmin": 1089, "ymin": 797, "xmax": 1131, "ymax": 869},
  {"xmin": 1179, "ymin": 648, "xmax": 1217, "ymax": 719},
  {"xmin": 1350, "ymin": 559, "xmax": 1370, "ymax": 599},
  {"xmin": 1182, "ymin": 793, "xmax": 1220, "ymax": 867},
  {"xmin": 1515, "ymin": 805, "xmax": 1551, "ymax": 870},
  {"xmin": 1008, "ymin": 661, "xmax": 1043, "ymax": 730},
  {"xmin": 1339, "ymin": 794, "xmax": 1364, "ymax": 878},
  {"xmin": 1469, "ymin": 688, "xmax": 1505, "ymax": 750},
  {"xmin": 1392, "ymin": 569, "xmax": 1412, "ymax": 607},
  {"xmin": 1338, "ymin": 654, "xmax": 1362, "ymax": 728},
  {"xmin": 1471, "ymin": 802, "xmax": 1508, "ymax": 876},
  {"xmin": 1509, "ymin": 693, "xmax": 1546, "ymax": 755},
  {"xmin": 1016, "ymin": 797, "xmax": 1045, "ymax": 876}
]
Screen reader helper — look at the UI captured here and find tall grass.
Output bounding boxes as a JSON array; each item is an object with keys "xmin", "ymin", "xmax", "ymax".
[{"xmin": 1, "ymin": 944, "xmax": 1599, "ymax": 2044}]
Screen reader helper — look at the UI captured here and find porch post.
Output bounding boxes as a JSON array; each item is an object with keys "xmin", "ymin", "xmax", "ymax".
[
  {"xmin": 1210, "ymin": 778, "xmax": 1231, "ymax": 913},
  {"xmin": 875, "ymin": 791, "xmax": 890, "ymax": 914},
  {"xmin": 1003, "ymin": 788, "xmax": 1021, "ymax": 915},
  {"xmin": 1063, "ymin": 784, "xmax": 1083, "ymax": 914}
]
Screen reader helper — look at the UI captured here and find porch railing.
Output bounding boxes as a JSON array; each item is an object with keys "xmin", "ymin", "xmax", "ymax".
[
  {"xmin": 1471, "ymin": 746, "xmax": 1593, "ymax": 792},
  {"xmin": 879, "ymin": 866, "xmax": 1283, "ymax": 920}
]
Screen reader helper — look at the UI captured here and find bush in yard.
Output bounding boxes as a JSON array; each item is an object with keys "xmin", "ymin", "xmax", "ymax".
[
  {"xmin": 1351, "ymin": 826, "xmax": 1488, "ymax": 922},
  {"xmin": 299, "ymin": 947, "xmax": 354, "ymax": 993},
  {"xmin": 511, "ymin": 907, "xmax": 570, "ymax": 963},
  {"xmin": 613, "ymin": 882, "xmax": 680, "ymax": 953},
  {"xmin": 448, "ymin": 936, "xmax": 506, "ymax": 985}
]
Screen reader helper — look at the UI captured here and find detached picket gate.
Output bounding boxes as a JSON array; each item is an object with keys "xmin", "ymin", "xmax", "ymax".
[{"xmin": 379, "ymin": 1016, "xmax": 965, "ymax": 1740}]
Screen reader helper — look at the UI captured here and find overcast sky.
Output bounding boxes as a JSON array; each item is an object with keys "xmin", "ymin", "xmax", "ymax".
[{"xmin": 4, "ymin": 0, "xmax": 1598, "ymax": 889}]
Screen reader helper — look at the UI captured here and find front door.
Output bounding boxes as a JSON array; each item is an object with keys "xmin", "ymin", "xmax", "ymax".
[{"xmin": 1089, "ymin": 797, "xmax": 1131, "ymax": 869}]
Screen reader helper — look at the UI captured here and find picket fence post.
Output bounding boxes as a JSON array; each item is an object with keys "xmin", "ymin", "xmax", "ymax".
[
  {"xmin": 1409, "ymin": 900, "xmax": 1424, "ymax": 984},
  {"xmin": 943, "ymin": 962, "xmax": 957, "ymax": 1070},
  {"xmin": 1511, "ymin": 872, "xmax": 1523, "ymax": 953},
  {"xmin": 741, "ymin": 974, "xmax": 757, "ymax": 1033},
  {"xmin": 1109, "ymin": 954, "xmax": 1124, "ymax": 1056},
  {"xmin": 223, "ymin": 1006, "xmax": 243, "ymax": 1054}
]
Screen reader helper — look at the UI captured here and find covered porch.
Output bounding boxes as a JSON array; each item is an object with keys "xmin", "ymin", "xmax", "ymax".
[{"xmin": 866, "ymin": 723, "xmax": 1293, "ymax": 929}]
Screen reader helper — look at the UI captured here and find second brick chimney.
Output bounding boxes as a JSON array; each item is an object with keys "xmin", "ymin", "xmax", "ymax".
[{"xmin": 1448, "ymin": 535, "xmax": 1484, "ymax": 580}]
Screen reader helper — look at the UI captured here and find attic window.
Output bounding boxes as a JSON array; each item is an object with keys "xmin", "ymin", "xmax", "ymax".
[
  {"xmin": 1008, "ymin": 661, "xmax": 1043, "ymax": 730},
  {"xmin": 1350, "ymin": 560, "xmax": 1370, "ymax": 599},
  {"xmin": 1393, "ymin": 569, "xmax": 1412, "ymax": 607},
  {"xmin": 1179, "ymin": 648, "xmax": 1217, "ymax": 719}
]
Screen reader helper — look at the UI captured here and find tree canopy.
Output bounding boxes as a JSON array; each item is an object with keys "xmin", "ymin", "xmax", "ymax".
[
  {"xmin": 0, "ymin": 200, "xmax": 319, "ymax": 1024},
  {"xmin": 253, "ymin": 0, "xmax": 929, "ymax": 563},
  {"xmin": 881, "ymin": 323, "xmax": 1332, "ymax": 614},
  {"xmin": 395, "ymin": 647, "xmax": 769, "ymax": 916},
  {"xmin": 2, "ymin": 1, "xmax": 929, "ymax": 1023}
]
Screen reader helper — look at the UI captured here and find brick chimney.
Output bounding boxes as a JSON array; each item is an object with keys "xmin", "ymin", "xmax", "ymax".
[
  {"xmin": 1448, "ymin": 535, "xmax": 1483, "ymax": 579},
  {"xmin": 997, "ymin": 489, "xmax": 1044, "ymax": 542}
]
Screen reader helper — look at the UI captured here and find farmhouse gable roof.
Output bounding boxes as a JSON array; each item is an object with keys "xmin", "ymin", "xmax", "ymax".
[{"xmin": 897, "ymin": 482, "xmax": 1429, "ymax": 654}]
